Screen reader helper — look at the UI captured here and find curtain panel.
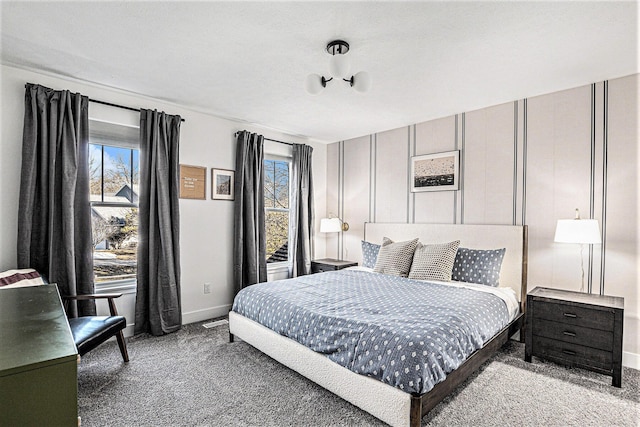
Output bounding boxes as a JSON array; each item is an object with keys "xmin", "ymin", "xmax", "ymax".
[
  {"xmin": 289, "ymin": 144, "xmax": 314, "ymax": 277},
  {"xmin": 17, "ymin": 83, "xmax": 95, "ymax": 317},
  {"xmin": 135, "ymin": 109, "xmax": 182, "ymax": 336},
  {"xmin": 233, "ymin": 131, "xmax": 267, "ymax": 295}
]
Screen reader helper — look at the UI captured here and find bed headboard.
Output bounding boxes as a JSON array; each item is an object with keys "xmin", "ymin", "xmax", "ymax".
[{"xmin": 364, "ymin": 223, "xmax": 528, "ymax": 306}]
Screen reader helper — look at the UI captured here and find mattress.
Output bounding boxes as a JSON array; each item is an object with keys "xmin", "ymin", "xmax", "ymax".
[{"xmin": 231, "ymin": 268, "xmax": 517, "ymax": 394}]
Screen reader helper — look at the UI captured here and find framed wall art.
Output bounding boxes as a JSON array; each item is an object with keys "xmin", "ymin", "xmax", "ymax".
[
  {"xmin": 410, "ymin": 150, "xmax": 460, "ymax": 192},
  {"xmin": 212, "ymin": 168, "xmax": 234, "ymax": 200},
  {"xmin": 179, "ymin": 164, "xmax": 206, "ymax": 200}
]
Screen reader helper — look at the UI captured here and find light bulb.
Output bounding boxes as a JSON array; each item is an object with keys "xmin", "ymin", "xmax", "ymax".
[
  {"xmin": 305, "ymin": 74, "xmax": 325, "ymax": 95},
  {"xmin": 329, "ymin": 54, "xmax": 351, "ymax": 79},
  {"xmin": 352, "ymin": 71, "xmax": 371, "ymax": 93}
]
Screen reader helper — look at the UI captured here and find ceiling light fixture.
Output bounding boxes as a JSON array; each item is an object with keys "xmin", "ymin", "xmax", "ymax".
[{"xmin": 305, "ymin": 40, "xmax": 371, "ymax": 95}]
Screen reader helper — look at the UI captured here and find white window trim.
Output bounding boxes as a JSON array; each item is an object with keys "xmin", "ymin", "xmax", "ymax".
[
  {"xmin": 267, "ymin": 262, "xmax": 289, "ymax": 273},
  {"xmin": 95, "ymin": 277, "xmax": 137, "ymax": 294}
]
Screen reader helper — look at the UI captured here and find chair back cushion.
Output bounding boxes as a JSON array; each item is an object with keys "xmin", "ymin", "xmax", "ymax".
[{"xmin": 0, "ymin": 269, "xmax": 45, "ymax": 289}]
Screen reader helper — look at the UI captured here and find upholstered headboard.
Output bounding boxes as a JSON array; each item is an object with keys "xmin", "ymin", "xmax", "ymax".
[{"xmin": 363, "ymin": 223, "xmax": 528, "ymax": 304}]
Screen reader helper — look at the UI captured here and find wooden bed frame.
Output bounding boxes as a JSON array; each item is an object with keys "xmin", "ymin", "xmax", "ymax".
[{"xmin": 229, "ymin": 223, "xmax": 528, "ymax": 427}]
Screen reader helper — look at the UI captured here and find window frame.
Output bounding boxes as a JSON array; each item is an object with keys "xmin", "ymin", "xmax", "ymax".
[
  {"xmin": 264, "ymin": 154, "xmax": 292, "ymax": 269},
  {"xmin": 89, "ymin": 121, "xmax": 140, "ymax": 291}
]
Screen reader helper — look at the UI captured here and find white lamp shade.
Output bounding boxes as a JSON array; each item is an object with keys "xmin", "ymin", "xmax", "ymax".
[
  {"xmin": 305, "ymin": 74, "xmax": 324, "ymax": 95},
  {"xmin": 554, "ymin": 219, "xmax": 601, "ymax": 244},
  {"xmin": 329, "ymin": 53, "xmax": 351, "ymax": 79},
  {"xmin": 352, "ymin": 71, "xmax": 372, "ymax": 93},
  {"xmin": 320, "ymin": 218, "xmax": 342, "ymax": 233}
]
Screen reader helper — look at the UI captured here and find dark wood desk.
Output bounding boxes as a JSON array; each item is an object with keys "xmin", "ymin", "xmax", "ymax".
[{"xmin": 0, "ymin": 284, "xmax": 79, "ymax": 425}]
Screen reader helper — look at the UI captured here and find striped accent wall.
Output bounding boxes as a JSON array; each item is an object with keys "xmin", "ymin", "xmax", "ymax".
[{"xmin": 326, "ymin": 75, "xmax": 636, "ymax": 303}]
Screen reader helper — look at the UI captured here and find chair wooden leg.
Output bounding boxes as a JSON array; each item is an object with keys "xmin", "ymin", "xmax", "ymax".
[{"xmin": 116, "ymin": 330, "xmax": 129, "ymax": 362}]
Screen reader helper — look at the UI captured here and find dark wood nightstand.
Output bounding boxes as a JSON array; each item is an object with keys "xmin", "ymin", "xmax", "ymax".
[
  {"xmin": 311, "ymin": 258, "xmax": 358, "ymax": 274},
  {"xmin": 525, "ymin": 286, "xmax": 624, "ymax": 387}
]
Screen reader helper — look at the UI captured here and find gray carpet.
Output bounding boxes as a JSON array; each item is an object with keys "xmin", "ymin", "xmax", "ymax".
[{"xmin": 78, "ymin": 321, "xmax": 639, "ymax": 426}]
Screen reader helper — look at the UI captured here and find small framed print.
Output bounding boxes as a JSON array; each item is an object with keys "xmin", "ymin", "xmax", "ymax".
[
  {"xmin": 179, "ymin": 164, "xmax": 206, "ymax": 200},
  {"xmin": 410, "ymin": 150, "xmax": 460, "ymax": 192},
  {"xmin": 212, "ymin": 168, "xmax": 234, "ymax": 200}
]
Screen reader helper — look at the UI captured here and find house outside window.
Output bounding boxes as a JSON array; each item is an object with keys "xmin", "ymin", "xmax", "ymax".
[
  {"xmin": 264, "ymin": 157, "xmax": 290, "ymax": 264},
  {"xmin": 89, "ymin": 120, "xmax": 140, "ymax": 285}
]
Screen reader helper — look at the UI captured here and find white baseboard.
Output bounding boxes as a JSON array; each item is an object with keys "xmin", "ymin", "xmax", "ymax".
[
  {"xmin": 122, "ymin": 323, "xmax": 135, "ymax": 338},
  {"xmin": 182, "ymin": 304, "xmax": 232, "ymax": 325},
  {"xmin": 623, "ymin": 351, "xmax": 640, "ymax": 370},
  {"xmin": 119, "ymin": 305, "xmax": 232, "ymax": 338}
]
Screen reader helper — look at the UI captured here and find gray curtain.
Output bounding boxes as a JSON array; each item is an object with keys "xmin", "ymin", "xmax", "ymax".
[
  {"xmin": 289, "ymin": 144, "xmax": 314, "ymax": 277},
  {"xmin": 17, "ymin": 83, "xmax": 95, "ymax": 317},
  {"xmin": 135, "ymin": 109, "xmax": 182, "ymax": 336},
  {"xmin": 233, "ymin": 131, "xmax": 267, "ymax": 295}
]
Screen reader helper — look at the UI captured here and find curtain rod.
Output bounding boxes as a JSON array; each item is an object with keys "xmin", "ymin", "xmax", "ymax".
[
  {"xmin": 24, "ymin": 83, "xmax": 185, "ymax": 122},
  {"xmin": 234, "ymin": 131, "xmax": 294, "ymax": 146},
  {"xmin": 90, "ymin": 99, "xmax": 186, "ymax": 122}
]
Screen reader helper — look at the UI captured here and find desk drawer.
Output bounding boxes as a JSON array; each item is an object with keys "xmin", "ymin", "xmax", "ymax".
[
  {"xmin": 533, "ymin": 300, "xmax": 614, "ymax": 331},
  {"xmin": 532, "ymin": 335, "xmax": 613, "ymax": 371},
  {"xmin": 532, "ymin": 318, "xmax": 613, "ymax": 351}
]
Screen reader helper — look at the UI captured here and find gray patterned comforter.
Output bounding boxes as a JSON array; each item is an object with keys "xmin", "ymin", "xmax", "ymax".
[{"xmin": 232, "ymin": 269, "xmax": 513, "ymax": 394}]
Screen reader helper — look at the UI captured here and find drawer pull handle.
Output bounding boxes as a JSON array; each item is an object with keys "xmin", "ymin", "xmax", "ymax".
[
  {"xmin": 563, "ymin": 331, "xmax": 576, "ymax": 337},
  {"xmin": 563, "ymin": 313, "xmax": 577, "ymax": 318},
  {"xmin": 562, "ymin": 349, "xmax": 576, "ymax": 356}
]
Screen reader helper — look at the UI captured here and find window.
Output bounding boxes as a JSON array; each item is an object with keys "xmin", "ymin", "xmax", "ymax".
[
  {"xmin": 89, "ymin": 120, "xmax": 140, "ymax": 284},
  {"xmin": 264, "ymin": 157, "xmax": 290, "ymax": 264}
]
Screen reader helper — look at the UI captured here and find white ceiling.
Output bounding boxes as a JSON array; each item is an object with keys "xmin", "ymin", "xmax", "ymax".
[{"xmin": 1, "ymin": 1, "xmax": 638, "ymax": 143}]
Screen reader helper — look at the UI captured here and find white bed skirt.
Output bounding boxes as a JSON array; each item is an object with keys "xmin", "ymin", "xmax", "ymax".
[{"xmin": 228, "ymin": 311, "xmax": 412, "ymax": 427}]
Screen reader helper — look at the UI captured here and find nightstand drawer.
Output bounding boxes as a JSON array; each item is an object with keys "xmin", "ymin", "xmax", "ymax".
[
  {"xmin": 532, "ymin": 335, "xmax": 613, "ymax": 371},
  {"xmin": 533, "ymin": 300, "xmax": 614, "ymax": 331},
  {"xmin": 532, "ymin": 318, "xmax": 614, "ymax": 351}
]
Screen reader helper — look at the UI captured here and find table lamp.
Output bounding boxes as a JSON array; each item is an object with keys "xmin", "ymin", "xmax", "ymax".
[
  {"xmin": 320, "ymin": 217, "xmax": 349, "ymax": 233},
  {"xmin": 554, "ymin": 208, "xmax": 601, "ymax": 292}
]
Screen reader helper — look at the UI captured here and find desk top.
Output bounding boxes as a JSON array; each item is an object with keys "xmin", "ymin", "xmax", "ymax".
[{"xmin": 0, "ymin": 284, "xmax": 77, "ymax": 376}]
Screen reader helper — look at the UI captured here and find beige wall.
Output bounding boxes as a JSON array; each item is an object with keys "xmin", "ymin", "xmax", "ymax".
[
  {"xmin": 327, "ymin": 74, "xmax": 639, "ymax": 368},
  {"xmin": 0, "ymin": 64, "xmax": 328, "ymax": 332}
]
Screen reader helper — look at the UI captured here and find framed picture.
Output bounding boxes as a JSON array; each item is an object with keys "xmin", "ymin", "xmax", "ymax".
[
  {"xmin": 179, "ymin": 164, "xmax": 206, "ymax": 200},
  {"xmin": 410, "ymin": 150, "xmax": 460, "ymax": 192},
  {"xmin": 212, "ymin": 168, "xmax": 234, "ymax": 200}
]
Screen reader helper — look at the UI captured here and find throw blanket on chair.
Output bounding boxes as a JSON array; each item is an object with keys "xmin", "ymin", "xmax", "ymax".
[{"xmin": 0, "ymin": 269, "xmax": 44, "ymax": 288}]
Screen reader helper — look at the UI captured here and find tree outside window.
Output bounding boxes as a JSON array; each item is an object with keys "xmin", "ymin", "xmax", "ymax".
[{"xmin": 264, "ymin": 159, "xmax": 290, "ymax": 263}]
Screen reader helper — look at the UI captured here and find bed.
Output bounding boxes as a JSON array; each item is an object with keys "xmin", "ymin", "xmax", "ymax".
[{"xmin": 229, "ymin": 223, "xmax": 528, "ymax": 427}]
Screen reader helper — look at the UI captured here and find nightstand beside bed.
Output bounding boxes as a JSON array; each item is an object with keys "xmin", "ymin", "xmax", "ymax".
[
  {"xmin": 311, "ymin": 258, "xmax": 358, "ymax": 274},
  {"xmin": 525, "ymin": 286, "xmax": 624, "ymax": 387}
]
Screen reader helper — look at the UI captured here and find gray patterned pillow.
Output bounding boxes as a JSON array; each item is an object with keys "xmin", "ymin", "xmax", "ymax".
[
  {"xmin": 373, "ymin": 237, "xmax": 419, "ymax": 277},
  {"xmin": 408, "ymin": 240, "xmax": 460, "ymax": 282},
  {"xmin": 361, "ymin": 240, "xmax": 381, "ymax": 269},
  {"xmin": 452, "ymin": 247, "xmax": 506, "ymax": 287}
]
